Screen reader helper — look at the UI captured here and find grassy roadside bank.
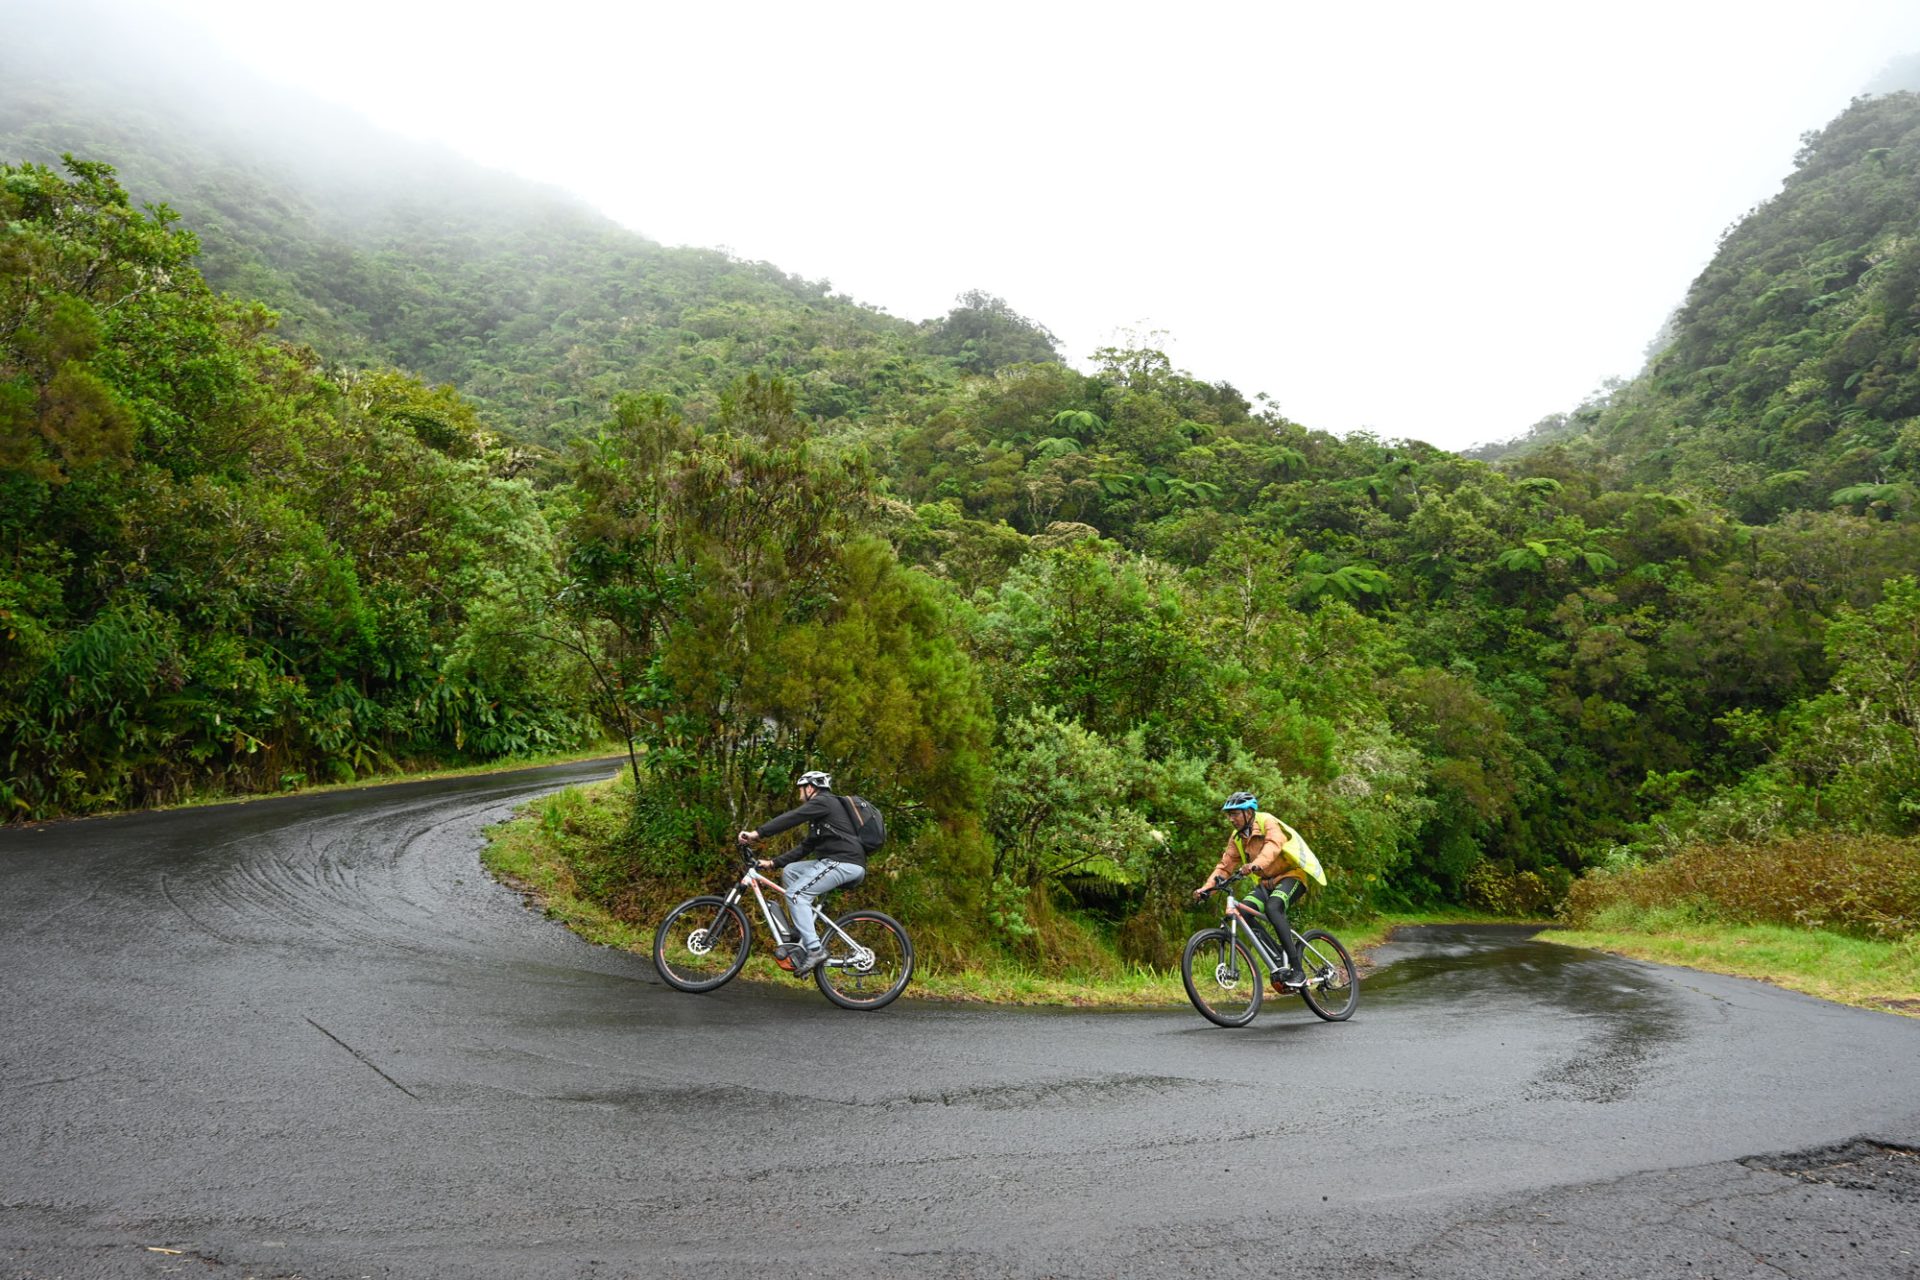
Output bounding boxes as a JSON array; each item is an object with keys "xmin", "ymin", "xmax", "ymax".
[
  {"xmin": 479, "ymin": 779, "xmax": 1519, "ymax": 1008},
  {"xmin": 1553, "ymin": 838, "xmax": 1920, "ymax": 1019},
  {"xmin": 13, "ymin": 743, "xmax": 630, "ymax": 826},
  {"xmin": 1549, "ymin": 919, "xmax": 1920, "ymax": 1018}
]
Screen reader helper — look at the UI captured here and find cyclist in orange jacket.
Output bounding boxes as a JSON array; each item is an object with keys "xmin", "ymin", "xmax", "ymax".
[{"xmin": 1192, "ymin": 791, "xmax": 1316, "ymax": 990}]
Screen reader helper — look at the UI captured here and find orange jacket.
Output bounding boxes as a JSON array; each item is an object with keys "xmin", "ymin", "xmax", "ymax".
[{"xmin": 1208, "ymin": 811, "xmax": 1309, "ymax": 890}]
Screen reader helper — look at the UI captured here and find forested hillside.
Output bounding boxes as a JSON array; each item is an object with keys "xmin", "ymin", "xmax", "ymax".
[
  {"xmin": 0, "ymin": 17, "xmax": 1055, "ymax": 445},
  {"xmin": 4, "ymin": 35, "xmax": 1916, "ymax": 977},
  {"xmin": 1507, "ymin": 91, "xmax": 1920, "ymax": 526}
]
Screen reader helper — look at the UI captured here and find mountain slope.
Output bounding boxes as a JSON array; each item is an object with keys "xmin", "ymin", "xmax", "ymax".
[
  {"xmin": 1517, "ymin": 90, "xmax": 1920, "ymax": 520},
  {"xmin": 0, "ymin": 7, "xmax": 1056, "ymax": 441}
]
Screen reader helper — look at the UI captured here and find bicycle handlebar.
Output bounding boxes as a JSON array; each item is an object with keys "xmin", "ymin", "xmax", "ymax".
[{"xmin": 1194, "ymin": 869, "xmax": 1250, "ymax": 899}]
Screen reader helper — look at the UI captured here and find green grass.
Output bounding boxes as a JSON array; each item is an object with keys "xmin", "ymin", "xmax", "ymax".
[
  {"xmin": 480, "ymin": 785, "xmax": 653, "ymax": 953},
  {"xmin": 1551, "ymin": 906, "xmax": 1920, "ymax": 1018}
]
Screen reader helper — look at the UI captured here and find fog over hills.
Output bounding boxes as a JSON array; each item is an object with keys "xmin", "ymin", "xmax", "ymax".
[
  {"xmin": 3, "ymin": 3, "xmax": 1009, "ymax": 440},
  {"xmin": 1484, "ymin": 87, "xmax": 1920, "ymax": 523}
]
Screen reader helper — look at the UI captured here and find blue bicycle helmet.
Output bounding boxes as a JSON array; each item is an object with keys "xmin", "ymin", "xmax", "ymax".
[{"xmin": 1221, "ymin": 791, "xmax": 1258, "ymax": 811}]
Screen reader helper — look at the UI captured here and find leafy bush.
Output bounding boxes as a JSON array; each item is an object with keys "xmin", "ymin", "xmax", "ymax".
[
  {"xmin": 1, "ymin": 160, "xmax": 596, "ymax": 817},
  {"xmin": 1563, "ymin": 834, "xmax": 1920, "ymax": 940},
  {"xmin": 1464, "ymin": 861, "xmax": 1567, "ymax": 917}
]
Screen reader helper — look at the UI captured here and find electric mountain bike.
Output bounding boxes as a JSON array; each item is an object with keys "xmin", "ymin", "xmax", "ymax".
[
  {"xmin": 652, "ymin": 842, "xmax": 913, "ymax": 1011},
  {"xmin": 1181, "ymin": 869, "xmax": 1358, "ymax": 1026}
]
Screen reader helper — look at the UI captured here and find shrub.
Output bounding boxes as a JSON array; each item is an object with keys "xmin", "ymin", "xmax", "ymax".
[
  {"xmin": 1563, "ymin": 833, "xmax": 1920, "ymax": 939},
  {"xmin": 1463, "ymin": 860, "xmax": 1560, "ymax": 917}
]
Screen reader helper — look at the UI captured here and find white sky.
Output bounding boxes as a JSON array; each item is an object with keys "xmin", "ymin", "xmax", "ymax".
[{"xmin": 123, "ymin": 1, "xmax": 1920, "ymax": 448}]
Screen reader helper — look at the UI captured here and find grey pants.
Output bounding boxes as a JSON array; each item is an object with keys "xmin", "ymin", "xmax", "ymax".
[{"xmin": 781, "ymin": 859, "xmax": 864, "ymax": 952}]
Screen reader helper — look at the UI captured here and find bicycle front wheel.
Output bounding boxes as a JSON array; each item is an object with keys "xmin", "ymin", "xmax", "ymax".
[
  {"xmin": 1180, "ymin": 928, "xmax": 1262, "ymax": 1027},
  {"xmin": 653, "ymin": 896, "xmax": 750, "ymax": 992},
  {"xmin": 815, "ymin": 910, "xmax": 913, "ymax": 1011},
  {"xmin": 1297, "ymin": 928, "xmax": 1359, "ymax": 1021}
]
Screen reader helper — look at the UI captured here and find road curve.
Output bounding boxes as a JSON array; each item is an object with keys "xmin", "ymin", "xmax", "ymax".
[{"xmin": 3, "ymin": 761, "xmax": 1917, "ymax": 1279}]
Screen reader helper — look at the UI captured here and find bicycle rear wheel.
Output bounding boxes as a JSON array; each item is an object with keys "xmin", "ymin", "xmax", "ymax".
[
  {"xmin": 1180, "ymin": 928, "xmax": 1263, "ymax": 1027},
  {"xmin": 814, "ymin": 910, "xmax": 913, "ymax": 1010},
  {"xmin": 653, "ymin": 896, "xmax": 750, "ymax": 992},
  {"xmin": 1297, "ymin": 928, "xmax": 1359, "ymax": 1021}
]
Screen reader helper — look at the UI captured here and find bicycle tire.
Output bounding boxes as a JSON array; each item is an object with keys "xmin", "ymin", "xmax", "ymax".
[
  {"xmin": 1296, "ymin": 927, "xmax": 1359, "ymax": 1021},
  {"xmin": 814, "ymin": 909, "xmax": 913, "ymax": 1011},
  {"xmin": 1180, "ymin": 927, "xmax": 1263, "ymax": 1027},
  {"xmin": 653, "ymin": 896, "xmax": 751, "ymax": 993}
]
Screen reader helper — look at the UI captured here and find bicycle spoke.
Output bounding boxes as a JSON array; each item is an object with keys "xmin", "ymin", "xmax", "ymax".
[
  {"xmin": 653, "ymin": 897, "xmax": 750, "ymax": 992},
  {"xmin": 1180, "ymin": 928, "xmax": 1262, "ymax": 1027},
  {"xmin": 815, "ymin": 911, "xmax": 913, "ymax": 1011},
  {"xmin": 1297, "ymin": 929, "xmax": 1359, "ymax": 1021}
]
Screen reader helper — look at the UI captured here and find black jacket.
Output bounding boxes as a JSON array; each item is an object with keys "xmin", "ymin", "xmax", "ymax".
[{"xmin": 757, "ymin": 792, "xmax": 866, "ymax": 868}]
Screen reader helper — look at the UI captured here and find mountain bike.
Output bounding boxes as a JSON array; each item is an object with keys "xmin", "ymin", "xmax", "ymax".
[
  {"xmin": 652, "ymin": 842, "xmax": 913, "ymax": 1011},
  {"xmin": 1181, "ymin": 870, "xmax": 1358, "ymax": 1026}
]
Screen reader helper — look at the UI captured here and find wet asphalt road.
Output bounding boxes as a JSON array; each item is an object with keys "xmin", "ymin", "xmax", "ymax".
[{"xmin": 3, "ymin": 761, "xmax": 1918, "ymax": 1280}]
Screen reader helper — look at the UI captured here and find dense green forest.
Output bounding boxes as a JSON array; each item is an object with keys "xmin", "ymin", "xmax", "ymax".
[
  {"xmin": 4, "ymin": 34, "xmax": 1916, "ymax": 973},
  {"xmin": 1505, "ymin": 91, "xmax": 1920, "ymax": 518}
]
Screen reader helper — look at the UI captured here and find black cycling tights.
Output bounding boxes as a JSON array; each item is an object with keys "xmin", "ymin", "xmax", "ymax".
[{"xmin": 1255, "ymin": 881, "xmax": 1304, "ymax": 972}]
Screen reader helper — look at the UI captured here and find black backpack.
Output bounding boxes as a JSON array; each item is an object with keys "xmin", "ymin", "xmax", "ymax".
[{"xmin": 835, "ymin": 794, "xmax": 887, "ymax": 853}]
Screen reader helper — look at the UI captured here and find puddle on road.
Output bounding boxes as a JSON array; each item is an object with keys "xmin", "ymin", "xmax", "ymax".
[
  {"xmin": 1367, "ymin": 924, "xmax": 1691, "ymax": 1103},
  {"xmin": 1368, "ymin": 925, "xmax": 1651, "ymax": 1009}
]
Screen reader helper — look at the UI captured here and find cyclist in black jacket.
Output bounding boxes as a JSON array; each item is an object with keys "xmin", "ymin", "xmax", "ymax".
[{"xmin": 740, "ymin": 770, "xmax": 867, "ymax": 976}]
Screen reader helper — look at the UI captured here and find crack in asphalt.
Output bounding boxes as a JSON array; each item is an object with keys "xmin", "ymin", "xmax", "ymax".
[
  {"xmin": 1, "ymin": 1066, "xmax": 110, "ymax": 1092},
  {"xmin": 885, "ymin": 1072, "xmax": 1198, "ymax": 1110},
  {"xmin": 542, "ymin": 1072, "xmax": 1210, "ymax": 1116},
  {"xmin": 7, "ymin": 888, "xmax": 100, "ymax": 939},
  {"xmin": 1644, "ymin": 1176, "xmax": 1799, "ymax": 1222},
  {"xmin": 303, "ymin": 1017, "xmax": 419, "ymax": 1100},
  {"xmin": 668, "ymin": 1100, "xmax": 1453, "ymax": 1194}
]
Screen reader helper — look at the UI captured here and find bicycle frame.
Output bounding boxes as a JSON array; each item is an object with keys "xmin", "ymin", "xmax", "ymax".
[
  {"xmin": 1212, "ymin": 881, "xmax": 1341, "ymax": 992},
  {"xmin": 719, "ymin": 862, "xmax": 875, "ymax": 972},
  {"xmin": 1220, "ymin": 894, "xmax": 1290, "ymax": 975}
]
